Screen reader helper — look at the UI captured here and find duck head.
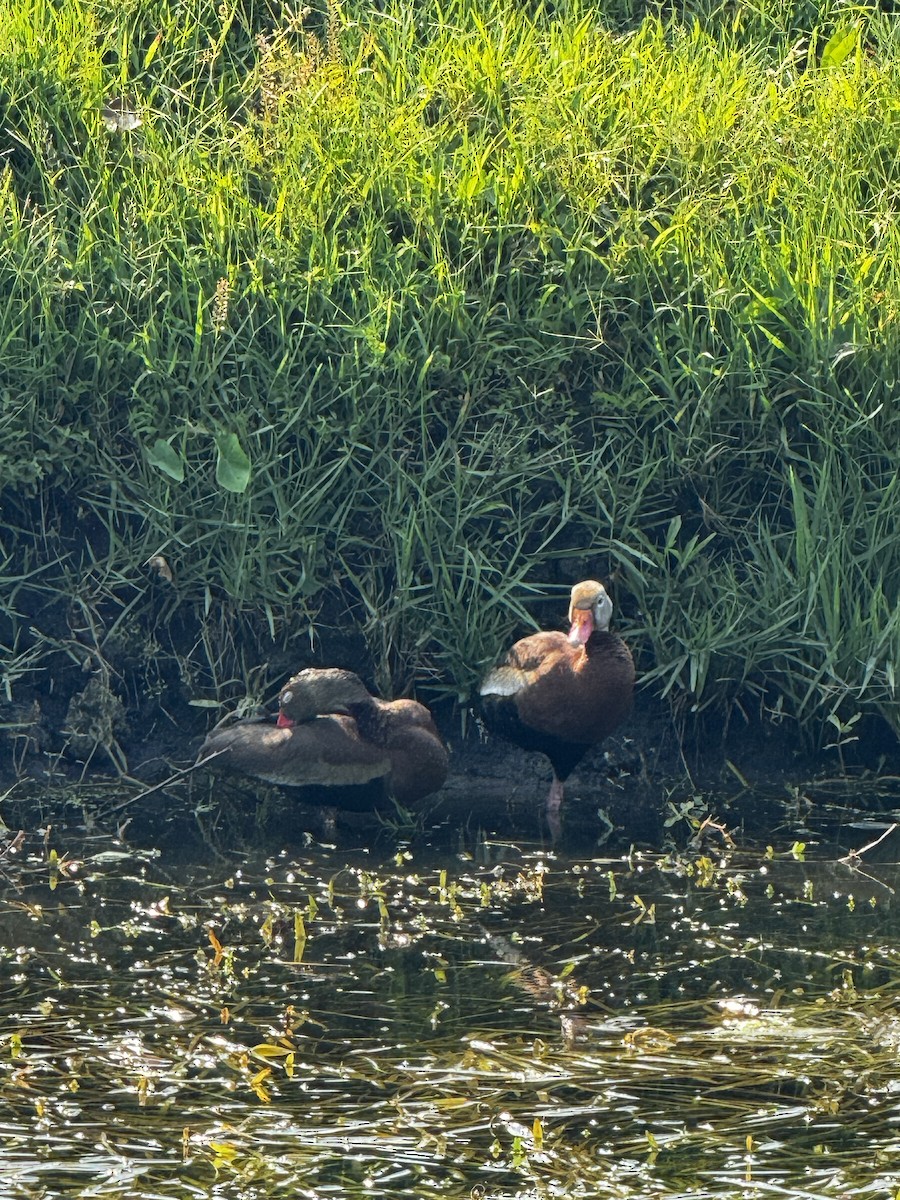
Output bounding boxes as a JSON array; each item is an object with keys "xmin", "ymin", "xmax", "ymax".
[
  {"xmin": 277, "ymin": 668, "xmax": 372, "ymax": 727},
  {"xmin": 567, "ymin": 580, "xmax": 613, "ymax": 646}
]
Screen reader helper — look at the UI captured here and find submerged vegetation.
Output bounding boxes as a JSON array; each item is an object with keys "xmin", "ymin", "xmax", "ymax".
[
  {"xmin": 1, "ymin": 0, "xmax": 900, "ymax": 764},
  {"xmin": 4, "ymin": 807, "xmax": 900, "ymax": 1198}
]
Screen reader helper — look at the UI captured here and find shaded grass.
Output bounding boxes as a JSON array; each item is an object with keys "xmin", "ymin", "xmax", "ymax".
[{"xmin": 1, "ymin": 0, "xmax": 900, "ymax": 755}]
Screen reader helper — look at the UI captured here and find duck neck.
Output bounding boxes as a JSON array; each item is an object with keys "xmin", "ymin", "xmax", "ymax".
[
  {"xmin": 344, "ymin": 697, "xmax": 383, "ymax": 742},
  {"xmin": 584, "ymin": 630, "xmax": 614, "ymax": 655}
]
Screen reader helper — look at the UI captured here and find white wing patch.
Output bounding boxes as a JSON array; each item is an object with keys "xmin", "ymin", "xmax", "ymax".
[{"xmin": 479, "ymin": 666, "xmax": 528, "ymax": 697}]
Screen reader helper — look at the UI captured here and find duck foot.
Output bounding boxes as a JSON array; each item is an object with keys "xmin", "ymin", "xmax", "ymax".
[{"xmin": 545, "ymin": 777, "xmax": 564, "ymax": 843}]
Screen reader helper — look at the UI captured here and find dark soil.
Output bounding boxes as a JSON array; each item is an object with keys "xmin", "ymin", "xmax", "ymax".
[{"xmin": 3, "ymin": 661, "xmax": 897, "ymax": 861}]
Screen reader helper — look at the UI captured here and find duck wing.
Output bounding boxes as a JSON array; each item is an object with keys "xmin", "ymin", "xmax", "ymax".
[{"xmin": 197, "ymin": 716, "xmax": 392, "ymax": 788}]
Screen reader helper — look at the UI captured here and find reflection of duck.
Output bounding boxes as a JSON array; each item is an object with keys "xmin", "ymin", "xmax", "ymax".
[
  {"xmin": 479, "ymin": 580, "xmax": 634, "ymax": 840},
  {"xmin": 197, "ymin": 668, "xmax": 448, "ymax": 810}
]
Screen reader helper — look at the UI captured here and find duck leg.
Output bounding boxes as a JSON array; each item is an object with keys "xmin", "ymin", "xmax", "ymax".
[{"xmin": 545, "ymin": 776, "xmax": 565, "ymax": 842}]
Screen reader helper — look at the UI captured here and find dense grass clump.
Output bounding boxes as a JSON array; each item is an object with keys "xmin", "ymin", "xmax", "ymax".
[{"xmin": 1, "ymin": 0, "xmax": 900, "ymax": 758}]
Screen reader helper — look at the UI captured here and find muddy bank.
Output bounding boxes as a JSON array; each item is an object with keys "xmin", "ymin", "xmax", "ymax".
[{"xmin": 2, "ymin": 670, "xmax": 896, "ymax": 858}]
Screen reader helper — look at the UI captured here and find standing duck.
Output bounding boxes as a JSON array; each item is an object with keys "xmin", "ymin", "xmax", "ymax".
[
  {"xmin": 197, "ymin": 668, "xmax": 448, "ymax": 811},
  {"xmin": 479, "ymin": 580, "xmax": 634, "ymax": 840}
]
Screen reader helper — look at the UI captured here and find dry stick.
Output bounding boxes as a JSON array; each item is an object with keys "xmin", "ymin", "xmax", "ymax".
[
  {"xmin": 0, "ymin": 830, "xmax": 25, "ymax": 859},
  {"xmin": 839, "ymin": 821, "xmax": 898, "ymax": 864},
  {"xmin": 0, "ymin": 830, "xmax": 26, "ymax": 890},
  {"xmin": 838, "ymin": 822, "xmax": 898, "ymax": 895},
  {"xmin": 105, "ymin": 749, "xmax": 230, "ymax": 815}
]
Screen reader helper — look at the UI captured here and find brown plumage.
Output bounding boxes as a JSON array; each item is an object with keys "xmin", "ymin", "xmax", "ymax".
[
  {"xmin": 197, "ymin": 668, "xmax": 448, "ymax": 811},
  {"xmin": 277, "ymin": 668, "xmax": 448, "ymax": 807},
  {"xmin": 479, "ymin": 580, "xmax": 634, "ymax": 839}
]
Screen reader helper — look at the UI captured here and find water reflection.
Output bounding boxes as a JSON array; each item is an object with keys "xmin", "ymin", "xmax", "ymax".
[{"xmin": 1, "ymin": 794, "xmax": 900, "ymax": 1198}]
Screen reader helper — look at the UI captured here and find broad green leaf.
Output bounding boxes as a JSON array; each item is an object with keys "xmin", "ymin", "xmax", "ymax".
[
  {"xmin": 145, "ymin": 438, "xmax": 184, "ymax": 482},
  {"xmin": 143, "ymin": 31, "xmax": 162, "ymax": 70},
  {"xmin": 208, "ymin": 1142, "xmax": 238, "ymax": 1160},
  {"xmin": 252, "ymin": 1043, "xmax": 292, "ymax": 1058},
  {"xmin": 293, "ymin": 912, "xmax": 307, "ymax": 963},
  {"xmin": 215, "ymin": 433, "xmax": 251, "ymax": 493},
  {"xmin": 820, "ymin": 25, "xmax": 857, "ymax": 69}
]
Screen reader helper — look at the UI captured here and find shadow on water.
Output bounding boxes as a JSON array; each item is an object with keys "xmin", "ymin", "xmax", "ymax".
[{"xmin": 3, "ymin": 780, "xmax": 900, "ymax": 1198}]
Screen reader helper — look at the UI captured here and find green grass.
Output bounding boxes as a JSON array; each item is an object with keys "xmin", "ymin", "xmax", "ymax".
[{"xmin": 1, "ymin": 0, "xmax": 900, "ymax": 752}]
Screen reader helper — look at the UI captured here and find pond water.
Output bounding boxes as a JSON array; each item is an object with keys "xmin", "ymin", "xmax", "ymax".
[{"xmin": 2, "ymin": 783, "xmax": 900, "ymax": 1199}]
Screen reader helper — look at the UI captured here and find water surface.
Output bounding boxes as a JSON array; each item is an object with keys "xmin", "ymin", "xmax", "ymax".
[{"xmin": 2, "ymin": 783, "xmax": 900, "ymax": 1198}]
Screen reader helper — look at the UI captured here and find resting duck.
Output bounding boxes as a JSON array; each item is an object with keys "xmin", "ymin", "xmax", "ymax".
[
  {"xmin": 197, "ymin": 668, "xmax": 448, "ymax": 811},
  {"xmin": 479, "ymin": 580, "xmax": 634, "ymax": 840}
]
